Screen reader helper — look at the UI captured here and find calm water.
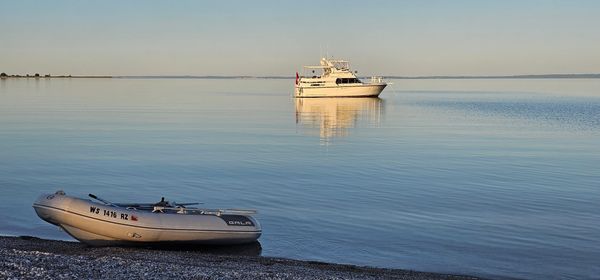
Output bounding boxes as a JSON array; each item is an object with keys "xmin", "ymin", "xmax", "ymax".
[{"xmin": 1, "ymin": 78, "xmax": 599, "ymax": 279}]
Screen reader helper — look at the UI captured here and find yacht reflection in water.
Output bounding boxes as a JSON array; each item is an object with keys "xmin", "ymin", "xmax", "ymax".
[{"xmin": 295, "ymin": 97, "xmax": 384, "ymax": 144}]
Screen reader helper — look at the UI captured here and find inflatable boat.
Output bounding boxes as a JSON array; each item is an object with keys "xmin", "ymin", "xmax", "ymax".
[{"xmin": 33, "ymin": 191, "xmax": 261, "ymax": 246}]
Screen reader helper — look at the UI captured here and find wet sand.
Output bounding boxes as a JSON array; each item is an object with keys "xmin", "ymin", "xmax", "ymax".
[{"xmin": 0, "ymin": 236, "xmax": 481, "ymax": 279}]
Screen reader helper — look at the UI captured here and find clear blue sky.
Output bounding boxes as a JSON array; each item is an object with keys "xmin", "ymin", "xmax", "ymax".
[{"xmin": 1, "ymin": 0, "xmax": 599, "ymax": 76}]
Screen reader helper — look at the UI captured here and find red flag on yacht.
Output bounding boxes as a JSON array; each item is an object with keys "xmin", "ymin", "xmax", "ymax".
[{"xmin": 295, "ymin": 72, "xmax": 299, "ymax": 85}]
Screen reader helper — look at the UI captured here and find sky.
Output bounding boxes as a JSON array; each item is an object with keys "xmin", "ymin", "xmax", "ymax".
[{"xmin": 1, "ymin": 0, "xmax": 600, "ymax": 76}]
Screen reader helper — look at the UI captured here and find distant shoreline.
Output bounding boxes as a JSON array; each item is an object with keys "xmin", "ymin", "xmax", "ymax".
[
  {"xmin": 2, "ymin": 74, "xmax": 599, "ymax": 80},
  {"xmin": 0, "ymin": 75, "xmax": 112, "ymax": 79}
]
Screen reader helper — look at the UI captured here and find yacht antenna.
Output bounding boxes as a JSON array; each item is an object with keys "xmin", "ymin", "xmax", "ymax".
[{"xmin": 319, "ymin": 44, "xmax": 322, "ymax": 59}]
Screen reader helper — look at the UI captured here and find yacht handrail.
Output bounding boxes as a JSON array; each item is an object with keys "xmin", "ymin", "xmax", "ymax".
[
  {"xmin": 303, "ymin": 65, "xmax": 331, "ymax": 69},
  {"xmin": 370, "ymin": 76, "xmax": 384, "ymax": 83}
]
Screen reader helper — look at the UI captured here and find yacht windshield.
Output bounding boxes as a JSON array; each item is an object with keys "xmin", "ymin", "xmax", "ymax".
[{"xmin": 335, "ymin": 78, "xmax": 361, "ymax": 84}]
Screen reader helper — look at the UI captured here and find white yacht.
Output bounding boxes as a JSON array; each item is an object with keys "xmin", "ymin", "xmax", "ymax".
[{"xmin": 295, "ymin": 57, "xmax": 386, "ymax": 98}]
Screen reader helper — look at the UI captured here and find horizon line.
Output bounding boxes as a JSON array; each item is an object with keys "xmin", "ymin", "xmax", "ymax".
[{"xmin": 3, "ymin": 73, "xmax": 600, "ymax": 80}]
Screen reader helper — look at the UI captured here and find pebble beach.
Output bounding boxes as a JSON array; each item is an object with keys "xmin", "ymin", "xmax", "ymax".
[{"xmin": 0, "ymin": 236, "xmax": 480, "ymax": 280}]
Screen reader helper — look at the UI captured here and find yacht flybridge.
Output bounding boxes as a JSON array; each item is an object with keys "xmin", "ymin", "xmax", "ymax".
[{"xmin": 295, "ymin": 57, "xmax": 387, "ymax": 98}]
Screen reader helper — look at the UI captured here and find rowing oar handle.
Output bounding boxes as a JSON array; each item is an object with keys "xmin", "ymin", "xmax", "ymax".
[{"xmin": 89, "ymin": 193, "xmax": 117, "ymax": 207}]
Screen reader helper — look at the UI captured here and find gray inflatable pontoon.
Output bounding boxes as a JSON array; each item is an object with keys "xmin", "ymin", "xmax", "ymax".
[{"xmin": 33, "ymin": 191, "xmax": 261, "ymax": 246}]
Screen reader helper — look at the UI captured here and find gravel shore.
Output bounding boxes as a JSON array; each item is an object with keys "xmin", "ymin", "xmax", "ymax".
[{"xmin": 0, "ymin": 236, "xmax": 480, "ymax": 280}]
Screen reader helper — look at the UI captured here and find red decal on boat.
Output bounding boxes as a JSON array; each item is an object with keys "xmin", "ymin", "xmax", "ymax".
[{"xmin": 131, "ymin": 215, "xmax": 138, "ymax": 221}]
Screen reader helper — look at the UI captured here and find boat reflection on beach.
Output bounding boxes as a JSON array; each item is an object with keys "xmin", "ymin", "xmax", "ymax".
[
  {"xmin": 294, "ymin": 97, "xmax": 384, "ymax": 144},
  {"xmin": 141, "ymin": 241, "xmax": 262, "ymax": 256}
]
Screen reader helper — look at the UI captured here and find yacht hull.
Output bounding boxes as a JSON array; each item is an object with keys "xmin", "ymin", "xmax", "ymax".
[{"xmin": 295, "ymin": 83, "xmax": 386, "ymax": 98}]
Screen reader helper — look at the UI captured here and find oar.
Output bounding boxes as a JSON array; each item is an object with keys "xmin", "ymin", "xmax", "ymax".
[
  {"xmin": 114, "ymin": 202, "xmax": 202, "ymax": 209},
  {"xmin": 173, "ymin": 202, "xmax": 202, "ymax": 207},
  {"xmin": 89, "ymin": 194, "xmax": 119, "ymax": 207}
]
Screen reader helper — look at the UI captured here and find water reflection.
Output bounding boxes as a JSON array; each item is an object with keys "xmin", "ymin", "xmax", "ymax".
[{"xmin": 295, "ymin": 97, "xmax": 384, "ymax": 144}]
